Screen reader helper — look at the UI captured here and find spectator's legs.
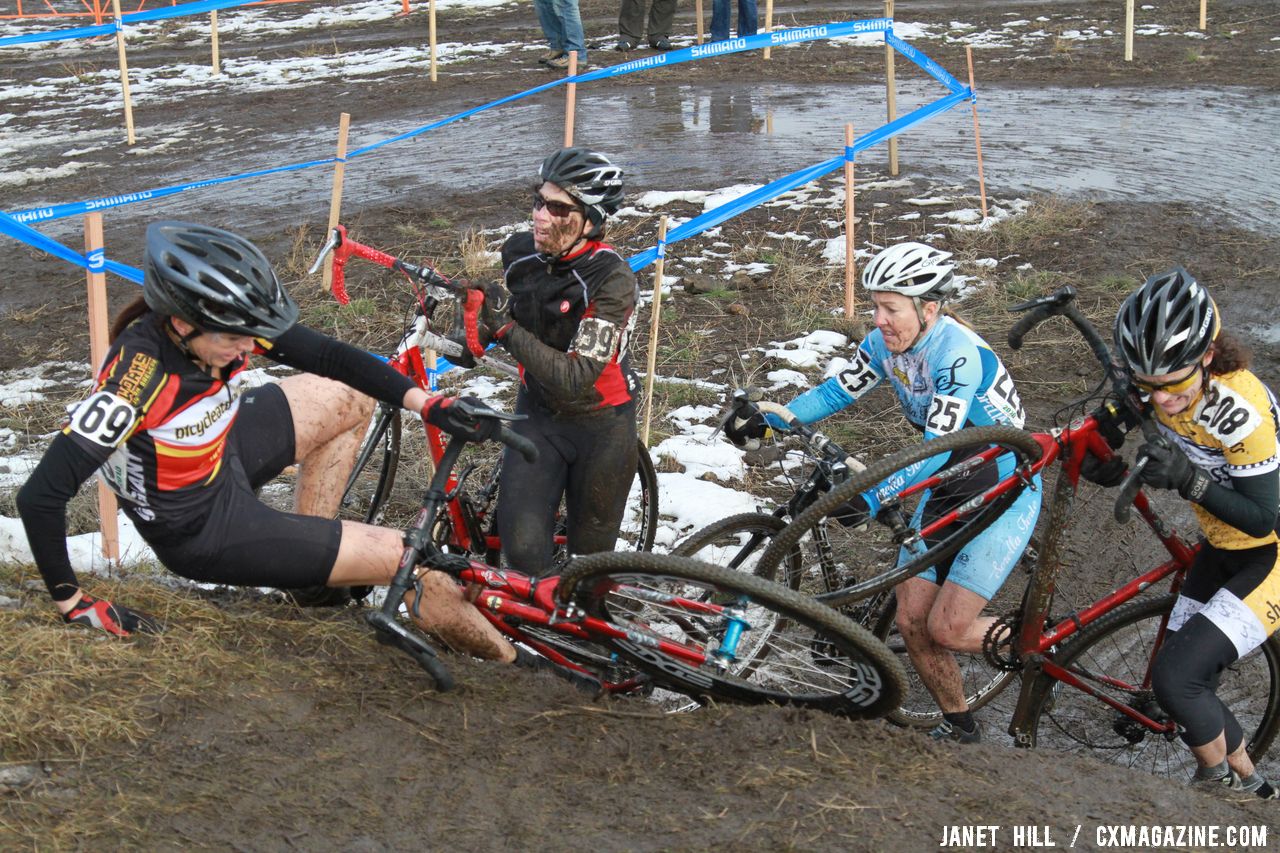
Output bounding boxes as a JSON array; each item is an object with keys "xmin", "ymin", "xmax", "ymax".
[
  {"xmin": 738, "ymin": 0, "xmax": 758, "ymax": 37},
  {"xmin": 710, "ymin": 0, "xmax": 730, "ymax": 41},
  {"xmin": 618, "ymin": 0, "xmax": 645, "ymax": 43},
  {"xmin": 554, "ymin": 0, "xmax": 587, "ymax": 62},
  {"xmin": 533, "ymin": 0, "xmax": 566, "ymax": 52},
  {"xmin": 647, "ymin": 0, "xmax": 678, "ymax": 40}
]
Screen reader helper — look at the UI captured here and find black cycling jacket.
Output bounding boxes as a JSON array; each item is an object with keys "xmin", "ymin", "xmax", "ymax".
[{"xmin": 499, "ymin": 232, "xmax": 639, "ymax": 417}]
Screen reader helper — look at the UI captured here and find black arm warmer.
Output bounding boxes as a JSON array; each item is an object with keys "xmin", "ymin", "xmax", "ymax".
[
  {"xmin": 1198, "ymin": 468, "xmax": 1280, "ymax": 539},
  {"xmin": 266, "ymin": 324, "xmax": 416, "ymax": 406},
  {"xmin": 15, "ymin": 433, "xmax": 112, "ymax": 602}
]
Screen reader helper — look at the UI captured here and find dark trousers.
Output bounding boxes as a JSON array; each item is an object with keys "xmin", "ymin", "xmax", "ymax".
[{"xmin": 619, "ymin": 0, "xmax": 677, "ymax": 42}]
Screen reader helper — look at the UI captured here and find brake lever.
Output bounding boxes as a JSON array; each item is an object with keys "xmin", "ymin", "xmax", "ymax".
[{"xmin": 307, "ymin": 227, "xmax": 343, "ymax": 276}]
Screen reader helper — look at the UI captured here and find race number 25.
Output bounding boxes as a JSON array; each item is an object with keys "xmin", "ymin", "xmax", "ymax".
[{"xmin": 69, "ymin": 391, "xmax": 138, "ymax": 447}]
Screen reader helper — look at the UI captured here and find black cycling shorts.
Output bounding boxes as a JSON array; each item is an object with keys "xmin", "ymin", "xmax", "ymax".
[{"xmin": 144, "ymin": 382, "xmax": 343, "ymax": 589}]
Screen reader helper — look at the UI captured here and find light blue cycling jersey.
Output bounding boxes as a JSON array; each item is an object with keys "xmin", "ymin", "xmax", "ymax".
[
  {"xmin": 773, "ymin": 315, "xmax": 1027, "ymax": 513},
  {"xmin": 769, "ymin": 315, "xmax": 1040, "ymax": 598}
]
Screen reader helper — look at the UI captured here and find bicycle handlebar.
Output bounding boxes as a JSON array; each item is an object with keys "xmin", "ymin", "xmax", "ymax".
[
  {"xmin": 723, "ymin": 388, "xmax": 865, "ymax": 474},
  {"xmin": 498, "ymin": 424, "xmax": 538, "ymax": 464},
  {"xmin": 1006, "ymin": 285, "xmax": 1163, "ymax": 523},
  {"xmin": 308, "ymin": 224, "xmax": 462, "ymax": 305}
]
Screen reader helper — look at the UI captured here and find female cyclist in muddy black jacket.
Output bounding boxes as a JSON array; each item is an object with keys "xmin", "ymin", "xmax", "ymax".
[{"xmin": 473, "ymin": 148, "xmax": 639, "ymax": 576}]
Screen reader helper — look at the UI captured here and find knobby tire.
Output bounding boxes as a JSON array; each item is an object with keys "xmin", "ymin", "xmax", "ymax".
[{"xmin": 557, "ymin": 551, "xmax": 907, "ymax": 719}]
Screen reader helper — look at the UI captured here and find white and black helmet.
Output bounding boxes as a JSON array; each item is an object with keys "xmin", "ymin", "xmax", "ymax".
[
  {"xmin": 539, "ymin": 147, "xmax": 624, "ymax": 237},
  {"xmin": 862, "ymin": 241, "xmax": 956, "ymax": 301},
  {"xmin": 1114, "ymin": 266, "xmax": 1219, "ymax": 376},
  {"xmin": 143, "ymin": 221, "xmax": 298, "ymax": 339}
]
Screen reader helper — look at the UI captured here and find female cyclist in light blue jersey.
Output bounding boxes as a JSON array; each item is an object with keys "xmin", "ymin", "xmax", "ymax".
[{"xmin": 726, "ymin": 241, "xmax": 1042, "ymax": 742}]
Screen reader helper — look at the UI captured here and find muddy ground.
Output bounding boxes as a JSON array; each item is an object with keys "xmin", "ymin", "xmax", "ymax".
[{"xmin": 3, "ymin": 1, "xmax": 1280, "ymax": 850}]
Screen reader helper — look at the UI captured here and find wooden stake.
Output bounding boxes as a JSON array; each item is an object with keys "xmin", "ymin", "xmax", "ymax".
[
  {"xmin": 763, "ymin": 0, "xmax": 774, "ymax": 60},
  {"xmin": 966, "ymin": 47, "xmax": 989, "ymax": 220},
  {"xmin": 1199, "ymin": 0, "xmax": 1207, "ymax": 31},
  {"xmin": 695, "ymin": 0, "xmax": 704, "ymax": 45},
  {"xmin": 429, "ymin": 0, "xmax": 438, "ymax": 83},
  {"xmin": 640, "ymin": 217, "xmax": 669, "ymax": 448},
  {"xmin": 564, "ymin": 51, "xmax": 578, "ymax": 146},
  {"xmin": 321, "ymin": 113, "xmax": 351, "ymax": 296},
  {"xmin": 1124, "ymin": 0, "xmax": 1134, "ymax": 62},
  {"xmin": 210, "ymin": 10, "xmax": 221, "ymax": 75},
  {"xmin": 111, "ymin": 0, "xmax": 136, "ymax": 145},
  {"xmin": 84, "ymin": 212, "xmax": 120, "ymax": 562},
  {"xmin": 884, "ymin": 0, "xmax": 898, "ymax": 175},
  {"xmin": 843, "ymin": 123, "xmax": 857, "ymax": 320}
]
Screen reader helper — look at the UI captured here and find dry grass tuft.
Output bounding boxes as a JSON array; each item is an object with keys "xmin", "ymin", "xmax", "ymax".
[{"xmin": 0, "ymin": 563, "xmax": 370, "ymax": 763}]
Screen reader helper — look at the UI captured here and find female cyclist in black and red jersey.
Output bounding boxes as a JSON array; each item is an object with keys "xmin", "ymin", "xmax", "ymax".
[
  {"xmin": 16, "ymin": 221, "xmax": 516, "ymax": 663},
  {"xmin": 1111, "ymin": 267, "xmax": 1280, "ymax": 799},
  {"xmin": 468, "ymin": 148, "xmax": 640, "ymax": 577}
]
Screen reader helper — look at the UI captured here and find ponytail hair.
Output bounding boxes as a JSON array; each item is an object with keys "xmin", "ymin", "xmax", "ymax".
[{"xmin": 108, "ymin": 294, "xmax": 153, "ymax": 343}]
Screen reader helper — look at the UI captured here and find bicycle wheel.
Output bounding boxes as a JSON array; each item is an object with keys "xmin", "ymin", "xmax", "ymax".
[
  {"xmin": 756, "ymin": 425, "xmax": 1043, "ymax": 607},
  {"xmin": 868, "ymin": 591, "xmax": 1017, "ymax": 728},
  {"xmin": 1027, "ymin": 593, "xmax": 1280, "ymax": 781},
  {"xmin": 671, "ymin": 513, "xmax": 799, "ymax": 581},
  {"xmin": 621, "ymin": 440, "xmax": 659, "ymax": 552},
  {"xmin": 339, "ymin": 404, "xmax": 401, "ymax": 525},
  {"xmin": 286, "ymin": 406, "xmax": 400, "ymax": 608},
  {"xmin": 557, "ymin": 551, "xmax": 907, "ymax": 718}
]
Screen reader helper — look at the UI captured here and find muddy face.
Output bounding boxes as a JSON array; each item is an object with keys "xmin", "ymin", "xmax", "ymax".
[{"xmin": 532, "ymin": 180, "xmax": 589, "ymax": 256}]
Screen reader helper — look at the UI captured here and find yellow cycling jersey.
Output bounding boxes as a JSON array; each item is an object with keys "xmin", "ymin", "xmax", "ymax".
[{"xmin": 1155, "ymin": 369, "xmax": 1280, "ymax": 550}]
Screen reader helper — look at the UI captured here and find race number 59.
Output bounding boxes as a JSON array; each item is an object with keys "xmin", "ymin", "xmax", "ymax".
[{"xmin": 69, "ymin": 391, "xmax": 137, "ymax": 447}]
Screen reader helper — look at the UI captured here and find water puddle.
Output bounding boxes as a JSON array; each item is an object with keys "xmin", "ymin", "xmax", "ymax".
[{"xmin": 14, "ymin": 81, "xmax": 1279, "ymax": 241}]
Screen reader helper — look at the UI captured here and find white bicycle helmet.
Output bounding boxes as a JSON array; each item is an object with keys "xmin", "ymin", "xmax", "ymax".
[{"xmin": 862, "ymin": 241, "xmax": 956, "ymax": 300}]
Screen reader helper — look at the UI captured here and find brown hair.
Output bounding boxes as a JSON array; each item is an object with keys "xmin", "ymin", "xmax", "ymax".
[
  {"xmin": 1208, "ymin": 329, "xmax": 1251, "ymax": 375},
  {"xmin": 108, "ymin": 294, "xmax": 154, "ymax": 342}
]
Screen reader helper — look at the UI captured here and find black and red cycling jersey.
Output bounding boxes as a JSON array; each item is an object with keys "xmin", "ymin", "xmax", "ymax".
[
  {"xmin": 499, "ymin": 231, "xmax": 639, "ymax": 417},
  {"xmin": 17, "ymin": 312, "xmax": 414, "ymax": 600}
]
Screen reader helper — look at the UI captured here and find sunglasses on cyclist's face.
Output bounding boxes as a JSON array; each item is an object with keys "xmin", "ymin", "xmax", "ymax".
[
  {"xmin": 1131, "ymin": 365, "xmax": 1202, "ymax": 396},
  {"xmin": 532, "ymin": 191, "xmax": 582, "ymax": 219}
]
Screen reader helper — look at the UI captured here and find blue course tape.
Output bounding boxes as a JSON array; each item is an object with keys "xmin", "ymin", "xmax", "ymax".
[
  {"xmin": 9, "ymin": 18, "xmax": 896, "ymax": 225},
  {"xmin": 626, "ymin": 87, "xmax": 971, "ymax": 273},
  {"xmin": 0, "ymin": 210, "xmax": 143, "ymax": 283},
  {"xmin": 886, "ymin": 30, "xmax": 966, "ymax": 95},
  {"xmin": 575, "ymin": 19, "xmax": 890, "ymax": 83},
  {"xmin": 0, "ymin": 0, "xmax": 261, "ymax": 47},
  {"xmin": 11, "ymin": 157, "xmax": 338, "ymax": 225}
]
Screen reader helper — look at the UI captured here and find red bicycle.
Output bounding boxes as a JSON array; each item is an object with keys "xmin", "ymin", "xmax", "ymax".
[
  {"xmin": 288, "ymin": 226, "xmax": 659, "ymax": 607},
  {"xmin": 741, "ymin": 285, "xmax": 1279, "ymax": 778}
]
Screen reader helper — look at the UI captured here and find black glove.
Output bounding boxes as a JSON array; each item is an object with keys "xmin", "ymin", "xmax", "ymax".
[
  {"xmin": 1137, "ymin": 440, "xmax": 1211, "ymax": 502},
  {"xmin": 830, "ymin": 494, "xmax": 873, "ymax": 530},
  {"xmin": 64, "ymin": 593, "xmax": 162, "ymax": 637},
  {"xmin": 422, "ymin": 395, "xmax": 499, "ymax": 443},
  {"xmin": 1079, "ymin": 453, "xmax": 1127, "ymax": 488},
  {"xmin": 723, "ymin": 409, "xmax": 772, "ymax": 449}
]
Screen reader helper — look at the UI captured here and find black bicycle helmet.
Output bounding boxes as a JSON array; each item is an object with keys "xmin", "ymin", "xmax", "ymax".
[
  {"xmin": 538, "ymin": 147, "xmax": 624, "ymax": 237},
  {"xmin": 1113, "ymin": 266, "xmax": 1219, "ymax": 377},
  {"xmin": 142, "ymin": 221, "xmax": 298, "ymax": 339}
]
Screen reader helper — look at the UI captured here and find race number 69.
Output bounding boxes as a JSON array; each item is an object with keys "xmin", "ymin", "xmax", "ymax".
[{"xmin": 70, "ymin": 391, "xmax": 137, "ymax": 447}]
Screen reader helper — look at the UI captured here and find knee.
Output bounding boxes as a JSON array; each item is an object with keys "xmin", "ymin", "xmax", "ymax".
[{"xmin": 926, "ymin": 617, "xmax": 968, "ymax": 652}]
